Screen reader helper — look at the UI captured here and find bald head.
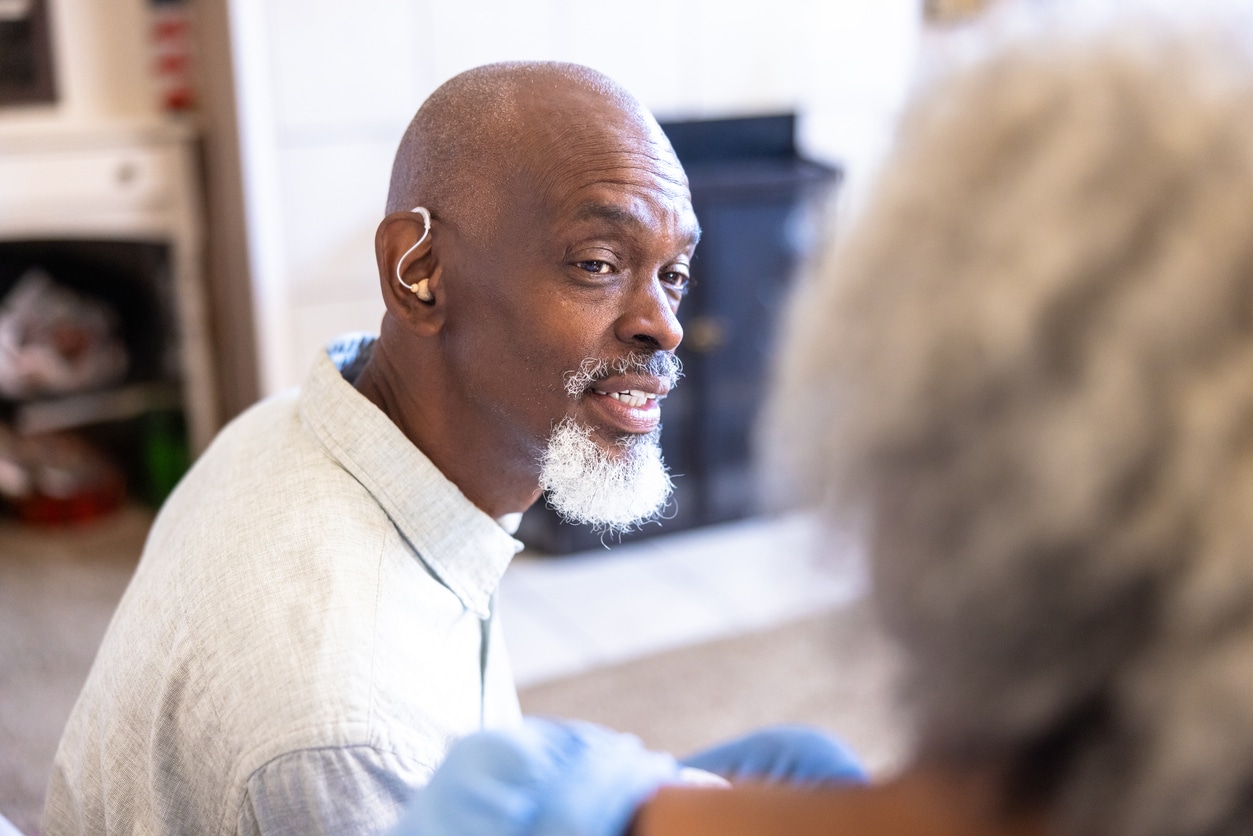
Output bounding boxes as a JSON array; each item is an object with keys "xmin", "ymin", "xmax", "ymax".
[{"xmin": 386, "ymin": 62, "xmax": 680, "ymax": 241}]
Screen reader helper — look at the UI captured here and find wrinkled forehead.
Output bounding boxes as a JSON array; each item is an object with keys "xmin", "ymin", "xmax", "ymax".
[{"xmin": 520, "ymin": 104, "xmax": 690, "ymax": 218}]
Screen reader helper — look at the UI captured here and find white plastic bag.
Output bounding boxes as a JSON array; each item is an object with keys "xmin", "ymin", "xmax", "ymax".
[{"xmin": 0, "ymin": 268, "xmax": 129, "ymax": 399}]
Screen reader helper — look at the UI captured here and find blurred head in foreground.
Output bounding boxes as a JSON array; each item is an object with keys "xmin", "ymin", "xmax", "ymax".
[{"xmin": 767, "ymin": 8, "xmax": 1253, "ymax": 836}]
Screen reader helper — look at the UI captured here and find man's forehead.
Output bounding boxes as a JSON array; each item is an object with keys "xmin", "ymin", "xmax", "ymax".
[
  {"xmin": 536, "ymin": 138, "xmax": 697, "ymax": 235},
  {"xmin": 474, "ymin": 80, "xmax": 699, "ymax": 246},
  {"xmin": 571, "ymin": 197, "xmax": 701, "ymax": 248}
]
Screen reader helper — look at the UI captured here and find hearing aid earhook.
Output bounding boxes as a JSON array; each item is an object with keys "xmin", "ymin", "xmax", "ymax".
[{"xmin": 395, "ymin": 206, "xmax": 434, "ymax": 301}]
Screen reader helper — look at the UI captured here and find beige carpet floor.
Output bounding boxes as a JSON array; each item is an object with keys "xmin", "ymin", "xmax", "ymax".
[
  {"xmin": 519, "ymin": 600, "xmax": 911, "ymax": 775},
  {"xmin": 0, "ymin": 506, "xmax": 152, "ymax": 835},
  {"xmin": 0, "ymin": 509, "xmax": 910, "ymax": 835}
]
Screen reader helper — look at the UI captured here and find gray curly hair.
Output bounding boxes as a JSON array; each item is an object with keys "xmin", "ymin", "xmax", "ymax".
[{"xmin": 766, "ymin": 9, "xmax": 1253, "ymax": 836}]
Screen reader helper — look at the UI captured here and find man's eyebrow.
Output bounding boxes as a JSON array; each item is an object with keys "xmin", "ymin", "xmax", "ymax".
[
  {"xmin": 575, "ymin": 202, "xmax": 702, "ymax": 248},
  {"xmin": 576, "ymin": 202, "xmax": 639, "ymax": 226}
]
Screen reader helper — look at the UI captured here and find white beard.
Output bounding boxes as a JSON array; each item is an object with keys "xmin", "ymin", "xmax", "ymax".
[{"xmin": 538, "ymin": 417, "xmax": 673, "ymax": 535}]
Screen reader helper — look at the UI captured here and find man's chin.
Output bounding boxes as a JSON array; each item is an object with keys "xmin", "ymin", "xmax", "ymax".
[
  {"xmin": 594, "ymin": 427, "xmax": 654, "ymax": 457},
  {"xmin": 538, "ymin": 418, "xmax": 673, "ymax": 535}
]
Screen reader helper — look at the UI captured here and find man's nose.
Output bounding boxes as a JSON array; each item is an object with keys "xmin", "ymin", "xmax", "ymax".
[{"xmin": 615, "ymin": 279, "xmax": 684, "ymax": 353}]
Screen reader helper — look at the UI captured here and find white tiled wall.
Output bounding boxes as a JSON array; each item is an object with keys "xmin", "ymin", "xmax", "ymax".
[{"xmin": 228, "ymin": 0, "xmax": 924, "ymax": 395}]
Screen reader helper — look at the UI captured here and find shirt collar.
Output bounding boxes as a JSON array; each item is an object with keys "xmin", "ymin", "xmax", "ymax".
[{"xmin": 299, "ymin": 348, "xmax": 522, "ymax": 619}]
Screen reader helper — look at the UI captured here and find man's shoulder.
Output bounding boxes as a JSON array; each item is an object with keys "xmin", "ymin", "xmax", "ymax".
[
  {"xmin": 157, "ymin": 382, "xmax": 386, "ymax": 540},
  {"xmin": 199, "ymin": 387, "xmax": 304, "ymax": 464}
]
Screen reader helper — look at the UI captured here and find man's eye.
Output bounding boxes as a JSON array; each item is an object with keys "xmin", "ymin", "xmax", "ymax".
[
  {"xmin": 577, "ymin": 260, "xmax": 614, "ymax": 274},
  {"xmin": 662, "ymin": 270, "xmax": 692, "ymax": 293}
]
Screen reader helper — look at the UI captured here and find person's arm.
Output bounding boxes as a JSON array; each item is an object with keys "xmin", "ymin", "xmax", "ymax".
[
  {"xmin": 631, "ymin": 785, "xmax": 872, "ymax": 836},
  {"xmin": 238, "ymin": 746, "xmax": 430, "ymax": 836},
  {"xmin": 631, "ymin": 770, "xmax": 1053, "ymax": 836},
  {"xmin": 389, "ymin": 720, "xmax": 873, "ymax": 836}
]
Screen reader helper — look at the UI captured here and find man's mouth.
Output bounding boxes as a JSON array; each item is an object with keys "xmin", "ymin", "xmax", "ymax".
[
  {"xmin": 582, "ymin": 376, "xmax": 668, "ymax": 435},
  {"xmin": 593, "ymin": 388, "xmax": 659, "ymax": 409},
  {"xmin": 564, "ymin": 352, "xmax": 683, "ymax": 399},
  {"xmin": 564, "ymin": 353, "xmax": 681, "ymax": 436}
]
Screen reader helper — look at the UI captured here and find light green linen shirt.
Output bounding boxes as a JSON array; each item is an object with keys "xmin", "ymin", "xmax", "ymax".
[{"xmin": 44, "ymin": 343, "xmax": 524, "ymax": 835}]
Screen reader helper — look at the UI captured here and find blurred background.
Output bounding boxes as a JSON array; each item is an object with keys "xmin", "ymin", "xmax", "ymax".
[{"xmin": 0, "ymin": 0, "xmax": 997, "ymax": 831}]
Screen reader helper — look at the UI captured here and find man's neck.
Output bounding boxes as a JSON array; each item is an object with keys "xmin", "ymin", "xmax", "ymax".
[{"xmin": 351, "ymin": 337, "xmax": 543, "ymax": 519}]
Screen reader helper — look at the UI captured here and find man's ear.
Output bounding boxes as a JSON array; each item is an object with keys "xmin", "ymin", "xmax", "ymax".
[{"xmin": 375, "ymin": 209, "xmax": 446, "ymax": 336}]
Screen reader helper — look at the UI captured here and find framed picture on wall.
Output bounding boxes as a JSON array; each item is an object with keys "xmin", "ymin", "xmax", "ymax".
[{"xmin": 0, "ymin": 0, "xmax": 57, "ymax": 106}]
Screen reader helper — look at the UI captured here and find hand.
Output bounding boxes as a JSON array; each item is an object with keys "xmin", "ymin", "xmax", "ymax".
[
  {"xmin": 390, "ymin": 717, "xmax": 681, "ymax": 836},
  {"xmin": 680, "ymin": 725, "xmax": 867, "ymax": 787}
]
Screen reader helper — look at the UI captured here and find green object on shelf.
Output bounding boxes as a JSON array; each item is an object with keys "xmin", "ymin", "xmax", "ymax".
[{"xmin": 142, "ymin": 410, "xmax": 190, "ymax": 505}]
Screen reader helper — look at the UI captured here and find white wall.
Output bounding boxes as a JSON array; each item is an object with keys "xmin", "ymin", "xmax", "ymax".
[
  {"xmin": 2, "ymin": 0, "xmax": 156, "ymax": 129},
  {"xmin": 229, "ymin": 0, "xmax": 922, "ymax": 395}
]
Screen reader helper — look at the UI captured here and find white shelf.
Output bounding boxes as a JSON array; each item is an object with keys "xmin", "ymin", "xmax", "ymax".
[
  {"xmin": 0, "ymin": 115, "xmax": 198, "ymax": 152},
  {"xmin": 13, "ymin": 382, "xmax": 183, "ymax": 436}
]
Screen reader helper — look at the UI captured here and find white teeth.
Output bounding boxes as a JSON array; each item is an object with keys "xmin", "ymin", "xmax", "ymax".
[{"xmin": 599, "ymin": 389, "xmax": 657, "ymax": 409}]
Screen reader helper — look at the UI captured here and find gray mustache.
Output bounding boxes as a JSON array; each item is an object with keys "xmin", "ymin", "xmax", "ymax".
[{"xmin": 564, "ymin": 352, "xmax": 683, "ymax": 398}]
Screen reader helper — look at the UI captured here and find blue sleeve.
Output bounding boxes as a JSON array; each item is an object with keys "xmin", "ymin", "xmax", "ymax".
[
  {"xmin": 390, "ymin": 718, "xmax": 682, "ymax": 836},
  {"xmin": 680, "ymin": 725, "xmax": 867, "ymax": 786}
]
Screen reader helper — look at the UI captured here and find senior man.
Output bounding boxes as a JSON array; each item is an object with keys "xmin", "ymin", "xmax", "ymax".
[{"xmin": 43, "ymin": 62, "xmax": 698, "ymax": 835}]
